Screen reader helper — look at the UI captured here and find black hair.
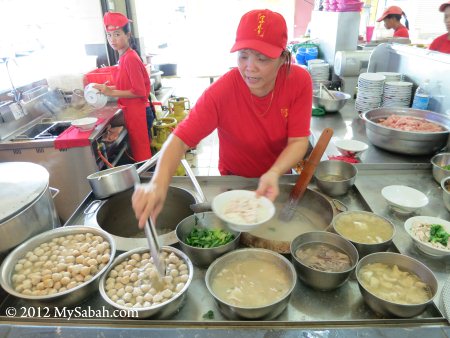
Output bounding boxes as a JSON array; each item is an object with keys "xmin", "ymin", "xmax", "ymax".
[
  {"xmin": 281, "ymin": 49, "xmax": 292, "ymax": 74},
  {"xmin": 386, "ymin": 12, "xmax": 409, "ymax": 29},
  {"xmin": 121, "ymin": 23, "xmax": 139, "ymax": 51}
]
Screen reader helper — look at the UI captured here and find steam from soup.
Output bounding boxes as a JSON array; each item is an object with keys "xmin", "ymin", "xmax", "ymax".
[{"xmin": 335, "ymin": 212, "xmax": 393, "ymax": 244}]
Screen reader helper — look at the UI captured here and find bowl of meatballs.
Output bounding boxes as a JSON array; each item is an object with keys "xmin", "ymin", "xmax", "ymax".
[
  {"xmin": 98, "ymin": 246, "xmax": 193, "ymax": 319},
  {"xmin": 0, "ymin": 226, "xmax": 116, "ymax": 307}
]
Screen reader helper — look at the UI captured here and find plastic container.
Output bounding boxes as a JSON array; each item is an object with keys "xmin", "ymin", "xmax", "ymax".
[
  {"xmin": 412, "ymin": 80, "xmax": 430, "ymax": 110},
  {"xmin": 83, "ymin": 66, "xmax": 119, "ymax": 86}
]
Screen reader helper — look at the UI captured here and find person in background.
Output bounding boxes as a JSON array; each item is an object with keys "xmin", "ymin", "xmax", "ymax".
[
  {"xmin": 94, "ymin": 12, "xmax": 153, "ymax": 162},
  {"xmin": 376, "ymin": 6, "xmax": 410, "ymax": 38},
  {"xmin": 132, "ymin": 9, "xmax": 313, "ymax": 227},
  {"xmin": 429, "ymin": 1, "xmax": 450, "ymax": 54}
]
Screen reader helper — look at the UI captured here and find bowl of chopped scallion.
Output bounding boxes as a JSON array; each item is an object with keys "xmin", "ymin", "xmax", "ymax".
[{"xmin": 175, "ymin": 212, "xmax": 241, "ymax": 267}]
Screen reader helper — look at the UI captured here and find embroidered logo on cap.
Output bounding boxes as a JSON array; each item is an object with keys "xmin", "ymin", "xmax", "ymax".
[{"xmin": 255, "ymin": 14, "xmax": 266, "ymax": 37}]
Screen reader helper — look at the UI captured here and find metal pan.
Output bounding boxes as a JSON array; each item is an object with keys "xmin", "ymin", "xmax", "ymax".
[{"xmin": 87, "ymin": 152, "xmax": 161, "ymax": 199}]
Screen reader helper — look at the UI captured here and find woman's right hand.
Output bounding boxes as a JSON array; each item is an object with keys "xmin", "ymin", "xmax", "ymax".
[{"xmin": 132, "ymin": 182, "xmax": 168, "ymax": 229}]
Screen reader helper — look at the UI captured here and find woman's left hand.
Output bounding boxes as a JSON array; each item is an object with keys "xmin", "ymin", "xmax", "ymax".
[
  {"xmin": 93, "ymin": 83, "xmax": 113, "ymax": 96},
  {"xmin": 255, "ymin": 170, "xmax": 280, "ymax": 201}
]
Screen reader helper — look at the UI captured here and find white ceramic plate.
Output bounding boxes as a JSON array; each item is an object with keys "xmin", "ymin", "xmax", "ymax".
[
  {"xmin": 71, "ymin": 117, "xmax": 98, "ymax": 131},
  {"xmin": 381, "ymin": 185, "xmax": 429, "ymax": 214},
  {"xmin": 211, "ymin": 190, "xmax": 275, "ymax": 232},
  {"xmin": 404, "ymin": 216, "xmax": 450, "ymax": 256},
  {"xmin": 334, "ymin": 139, "xmax": 368, "ymax": 156},
  {"xmin": 84, "ymin": 84, "xmax": 108, "ymax": 109}
]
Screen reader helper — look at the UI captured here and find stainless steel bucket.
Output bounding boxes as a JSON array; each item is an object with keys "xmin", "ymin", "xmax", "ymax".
[{"xmin": 0, "ymin": 162, "xmax": 60, "ymax": 254}]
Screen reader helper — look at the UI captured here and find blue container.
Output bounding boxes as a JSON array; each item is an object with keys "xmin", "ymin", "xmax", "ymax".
[
  {"xmin": 304, "ymin": 47, "xmax": 319, "ymax": 62},
  {"xmin": 296, "ymin": 47, "xmax": 308, "ymax": 65}
]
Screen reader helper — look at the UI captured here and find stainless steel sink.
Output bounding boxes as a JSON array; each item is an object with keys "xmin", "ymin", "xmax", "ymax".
[{"xmin": 11, "ymin": 121, "xmax": 71, "ymax": 141}]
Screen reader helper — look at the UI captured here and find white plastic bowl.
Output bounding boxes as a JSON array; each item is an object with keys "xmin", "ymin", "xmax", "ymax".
[
  {"xmin": 381, "ymin": 185, "xmax": 429, "ymax": 214},
  {"xmin": 404, "ymin": 216, "xmax": 450, "ymax": 256},
  {"xmin": 84, "ymin": 83, "xmax": 108, "ymax": 109},
  {"xmin": 211, "ymin": 190, "xmax": 275, "ymax": 232},
  {"xmin": 334, "ymin": 139, "xmax": 369, "ymax": 157},
  {"xmin": 71, "ymin": 117, "xmax": 98, "ymax": 131}
]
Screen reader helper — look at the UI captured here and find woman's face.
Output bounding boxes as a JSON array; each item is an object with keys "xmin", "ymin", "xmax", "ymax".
[
  {"xmin": 237, "ymin": 49, "xmax": 284, "ymax": 97},
  {"xmin": 445, "ymin": 7, "xmax": 450, "ymax": 33},
  {"xmin": 383, "ymin": 17, "xmax": 395, "ymax": 30},
  {"xmin": 106, "ymin": 29, "xmax": 130, "ymax": 52}
]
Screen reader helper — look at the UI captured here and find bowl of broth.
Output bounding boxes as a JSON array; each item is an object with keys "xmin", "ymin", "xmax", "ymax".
[
  {"xmin": 332, "ymin": 211, "xmax": 395, "ymax": 257},
  {"xmin": 290, "ymin": 231, "xmax": 359, "ymax": 291},
  {"xmin": 356, "ymin": 252, "xmax": 438, "ymax": 317},
  {"xmin": 205, "ymin": 248, "xmax": 296, "ymax": 320},
  {"xmin": 314, "ymin": 160, "xmax": 357, "ymax": 197}
]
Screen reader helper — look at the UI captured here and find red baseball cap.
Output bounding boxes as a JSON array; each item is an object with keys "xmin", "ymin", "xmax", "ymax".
[
  {"xmin": 439, "ymin": 1, "xmax": 450, "ymax": 12},
  {"xmin": 103, "ymin": 12, "xmax": 131, "ymax": 32},
  {"xmin": 230, "ymin": 9, "xmax": 287, "ymax": 59},
  {"xmin": 376, "ymin": 6, "xmax": 403, "ymax": 22}
]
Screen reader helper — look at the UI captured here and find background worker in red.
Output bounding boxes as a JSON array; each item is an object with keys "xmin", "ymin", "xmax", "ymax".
[
  {"xmin": 132, "ymin": 9, "xmax": 313, "ymax": 227},
  {"xmin": 94, "ymin": 12, "xmax": 152, "ymax": 162},
  {"xmin": 429, "ymin": 1, "xmax": 450, "ymax": 54},
  {"xmin": 377, "ymin": 6, "xmax": 410, "ymax": 38}
]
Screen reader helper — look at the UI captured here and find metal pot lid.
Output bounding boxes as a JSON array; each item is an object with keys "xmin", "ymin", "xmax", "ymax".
[{"xmin": 0, "ymin": 162, "xmax": 50, "ymax": 223}]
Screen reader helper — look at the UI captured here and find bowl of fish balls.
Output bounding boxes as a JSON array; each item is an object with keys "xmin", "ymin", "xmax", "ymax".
[
  {"xmin": 0, "ymin": 226, "xmax": 115, "ymax": 307},
  {"xmin": 99, "ymin": 246, "xmax": 193, "ymax": 319}
]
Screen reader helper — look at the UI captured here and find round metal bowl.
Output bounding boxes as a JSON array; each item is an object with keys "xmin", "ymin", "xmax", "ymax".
[
  {"xmin": 356, "ymin": 252, "xmax": 438, "ymax": 318},
  {"xmin": 205, "ymin": 248, "xmax": 296, "ymax": 320},
  {"xmin": 0, "ymin": 226, "xmax": 116, "ymax": 307},
  {"xmin": 360, "ymin": 108, "xmax": 450, "ymax": 155},
  {"xmin": 314, "ymin": 160, "xmax": 357, "ymax": 196},
  {"xmin": 290, "ymin": 231, "xmax": 359, "ymax": 291},
  {"xmin": 99, "ymin": 246, "xmax": 193, "ymax": 319},
  {"xmin": 175, "ymin": 212, "xmax": 241, "ymax": 267},
  {"xmin": 313, "ymin": 90, "xmax": 351, "ymax": 112},
  {"xmin": 431, "ymin": 153, "xmax": 450, "ymax": 184},
  {"xmin": 332, "ymin": 211, "xmax": 395, "ymax": 257},
  {"xmin": 441, "ymin": 176, "xmax": 450, "ymax": 213}
]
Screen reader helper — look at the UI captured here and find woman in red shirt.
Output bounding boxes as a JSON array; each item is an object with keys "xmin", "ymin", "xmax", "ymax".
[
  {"xmin": 94, "ymin": 12, "xmax": 152, "ymax": 162},
  {"xmin": 377, "ymin": 6, "xmax": 410, "ymax": 38},
  {"xmin": 132, "ymin": 9, "xmax": 313, "ymax": 227},
  {"xmin": 429, "ymin": 1, "xmax": 450, "ymax": 54}
]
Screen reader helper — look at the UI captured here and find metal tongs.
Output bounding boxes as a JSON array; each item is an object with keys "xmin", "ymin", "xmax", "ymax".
[
  {"xmin": 320, "ymin": 83, "xmax": 336, "ymax": 100},
  {"xmin": 144, "ymin": 218, "xmax": 166, "ymax": 279}
]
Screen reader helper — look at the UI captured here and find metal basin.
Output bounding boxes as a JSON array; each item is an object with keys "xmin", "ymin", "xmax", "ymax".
[
  {"xmin": 84, "ymin": 186, "xmax": 196, "ymax": 251},
  {"xmin": 360, "ymin": 108, "xmax": 450, "ymax": 155}
]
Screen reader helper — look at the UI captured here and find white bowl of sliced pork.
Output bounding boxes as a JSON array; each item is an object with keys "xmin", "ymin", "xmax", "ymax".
[
  {"xmin": 361, "ymin": 108, "xmax": 450, "ymax": 155},
  {"xmin": 404, "ymin": 216, "xmax": 450, "ymax": 256},
  {"xmin": 211, "ymin": 190, "xmax": 275, "ymax": 232}
]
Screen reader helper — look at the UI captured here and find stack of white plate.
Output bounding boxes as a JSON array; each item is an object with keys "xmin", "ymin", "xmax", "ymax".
[
  {"xmin": 355, "ymin": 73, "xmax": 385, "ymax": 112},
  {"xmin": 308, "ymin": 62, "xmax": 330, "ymax": 86},
  {"xmin": 382, "ymin": 81, "xmax": 413, "ymax": 108},
  {"xmin": 377, "ymin": 72, "xmax": 402, "ymax": 82}
]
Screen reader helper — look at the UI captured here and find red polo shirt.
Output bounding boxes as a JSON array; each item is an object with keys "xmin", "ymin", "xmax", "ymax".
[
  {"xmin": 429, "ymin": 34, "xmax": 450, "ymax": 54},
  {"xmin": 174, "ymin": 65, "xmax": 312, "ymax": 178},
  {"xmin": 394, "ymin": 24, "xmax": 409, "ymax": 38}
]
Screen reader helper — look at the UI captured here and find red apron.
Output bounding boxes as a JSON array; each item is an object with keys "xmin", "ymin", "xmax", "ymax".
[{"xmin": 120, "ymin": 102, "xmax": 151, "ymax": 161}]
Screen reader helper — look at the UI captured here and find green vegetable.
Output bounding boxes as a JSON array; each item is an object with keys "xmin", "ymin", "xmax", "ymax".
[
  {"xmin": 429, "ymin": 224, "xmax": 450, "ymax": 246},
  {"xmin": 442, "ymin": 164, "xmax": 450, "ymax": 171},
  {"xmin": 185, "ymin": 227, "xmax": 235, "ymax": 248},
  {"xmin": 202, "ymin": 310, "xmax": 215, "ymax": 319}
]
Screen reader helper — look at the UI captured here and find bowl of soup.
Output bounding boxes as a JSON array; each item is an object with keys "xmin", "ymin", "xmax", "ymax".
[
  {"xmin": 290, "ymin": 231, "xmax": 359, "ymax": 291},
  {"xmin": 205, "ymin": 248, "xmax": 296, "ymax": 320},
  {"xmin": 356, "ymin": 252, "xmax": 438, "ymax": 318},
  {"xmin": 314, "ymin": 160, "xmax": 357, "ymax": 197},
  {"xmin": 332, "ymin": 211, "xmax": 395, "ymax": 257}
]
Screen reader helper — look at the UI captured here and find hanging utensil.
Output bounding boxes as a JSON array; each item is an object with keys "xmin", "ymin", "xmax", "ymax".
[
  {"xmin": 279, "ymin": 128, "xmax": 334, "ymax": 222},
  {"xmin": 180, "ymin": 159, "xmax": 212, "ymax": 213},
  {"xmin": 144, "ymin": 217, "xmax": 166, "ymax": 278}
]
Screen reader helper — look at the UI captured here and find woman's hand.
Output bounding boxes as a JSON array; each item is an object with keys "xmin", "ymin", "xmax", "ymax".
[
  {"xmin": 132, "ymin": 182, "xmax": 168, "ymax": 229},
  {"xmin": 255, "ymin": 170, "xmax": 280, "ymax": 201},
  {"xmin": 93, "ymin": 83, "xmax": 114, "ymax": 97}
]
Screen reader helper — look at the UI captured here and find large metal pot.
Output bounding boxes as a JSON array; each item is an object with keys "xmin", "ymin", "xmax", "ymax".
[
  {"xmin": 0, "ymin": 162, "xmax": 60, "ymax": 254},
  {"xmin": 84, "ymin": 186, "xmax": 196, "ymax": 251},
  {"xmin": 360, "ymin": 108, "xmax": 450, "ymax": 155}
]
